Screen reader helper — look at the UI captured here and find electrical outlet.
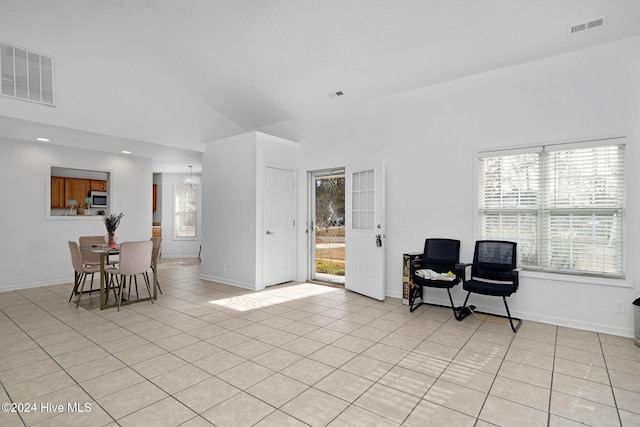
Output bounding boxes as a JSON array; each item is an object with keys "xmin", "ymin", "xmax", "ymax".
[
  {"xmin": 614, "ymin": 299, "xmax": 625, "ymax": 314},
  {"xmin": 19, "ymin": 266, "xmax": 27, "ymax": 275}
]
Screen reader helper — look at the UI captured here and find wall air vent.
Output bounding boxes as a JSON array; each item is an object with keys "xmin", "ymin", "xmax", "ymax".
[
  {"xmin": 1, "ymin": 42, "xmax": 55, "ymax": 106},
  {"xmin": 569, "ymin": 16, "xmax": 606, "ymax": 35}
]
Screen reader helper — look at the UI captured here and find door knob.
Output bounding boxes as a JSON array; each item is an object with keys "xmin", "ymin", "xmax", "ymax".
[{"xmin": 266, "ymin": 230, "xmax": 275, "ymax": 235}]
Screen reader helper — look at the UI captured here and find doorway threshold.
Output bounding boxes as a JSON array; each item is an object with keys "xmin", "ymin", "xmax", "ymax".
[
  {"xmin": 308, "ymin": 280, "xmax": 344, "ymax": 289},
  {"xmin": 314, "ymin": 272, "xmax": 344, "ymax": 285}
]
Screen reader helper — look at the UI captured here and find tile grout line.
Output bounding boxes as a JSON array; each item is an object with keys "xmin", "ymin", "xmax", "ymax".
[
  {"xmin": 13, "ymin": 285, "xmax": 220, "ymax": 424},
  {"xmin": 547, "ymin": 324, "xmax": 558, "ymax": 427},
  {"xmin": 598, "ymin": 332, "xmax": 624, "ymax": 427},
  {"xmin": 2, "ymin": 267, "xmax": 638, "ymax": 426},
  {"xmin": 0, "ymin": 302, "xmax": 118, "ymax": 427}
]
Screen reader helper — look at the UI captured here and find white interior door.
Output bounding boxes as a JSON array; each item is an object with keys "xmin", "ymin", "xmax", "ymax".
[
  {"xmin": 345, "ymin": 158, "xmax": 385, "ymax": 300},
  {"xmin": 263, "ymin": 167, "xmax": 296, "ymax": 287}
]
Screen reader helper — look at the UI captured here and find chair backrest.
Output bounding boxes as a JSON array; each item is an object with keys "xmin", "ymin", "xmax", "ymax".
[
  {"xmin": 151, "ymin": 237, "xmax": 162, "ymax": 266},
  {"xmin": 68, "ymin": 240, "xmax": 86, "ymax": 273},
  {"xmin": 79, "ymin": 236, "xmax": 105, "ymax": 264},
  {"xmin": 471, "ymin": 240, "xmax": 517, "ymax": 282},
  {"xmin": 422, "ymin": 238, "xmax": 460, "ymax": 273},
  {"xmin": 118, "ymin": 240, "xmax": 153, "ymax": 275}
]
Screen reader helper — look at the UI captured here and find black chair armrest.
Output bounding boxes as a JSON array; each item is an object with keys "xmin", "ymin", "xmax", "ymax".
[
  {"xmin": 455, "ymin": 263, "xmax": 472, "ymax": 281},
  {"xmin": 512, "ymin": 267, "xmax": 521, "ymax": 284}
]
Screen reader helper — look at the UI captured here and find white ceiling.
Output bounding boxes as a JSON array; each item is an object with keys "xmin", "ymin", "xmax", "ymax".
[{"xmin": 1, "ymin": 0, "xmax": 639, "ymax": 172}]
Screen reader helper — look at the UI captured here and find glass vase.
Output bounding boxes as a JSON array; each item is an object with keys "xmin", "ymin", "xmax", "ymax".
[{"xmin": 106, "ymin": 233, "xmax": 117, "ymax": 248}]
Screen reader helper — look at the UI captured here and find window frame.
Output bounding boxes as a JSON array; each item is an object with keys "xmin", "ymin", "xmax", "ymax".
[
  {"xmin": 173, "ymin": 184, "xmax": 199, "ymax": 240},
  {"xmin": 474, "ymin": 137, "xmax": 629, "ymax": 282}
]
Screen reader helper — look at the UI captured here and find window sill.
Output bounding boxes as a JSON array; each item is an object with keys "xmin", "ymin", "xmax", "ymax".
[
  {"xmin": 519, "ymin": 269, "xmax": 633, "ymax": 289},
  {"xmin": 46, "ymin": 214, "xmax": 104, "ymax": 221}
]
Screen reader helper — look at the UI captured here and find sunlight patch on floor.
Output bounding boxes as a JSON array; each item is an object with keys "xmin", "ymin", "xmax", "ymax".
[{"xmin": 207, "ymin": 282, "xmax": 342, "ymax": 311}]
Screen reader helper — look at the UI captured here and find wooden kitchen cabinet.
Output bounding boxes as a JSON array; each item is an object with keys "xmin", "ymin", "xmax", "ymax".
[
  {"xmin": 153, "ymin": 184, "xmax": 157, "ymax": 211},
  {"xmin": 91, "ymin": 180, "xmax": 107, "ymax": 191},
  {"xmin": 65, "ymin": 178, "xmax": 91, "ymax": 208},
  {"xmin": 51, "ymin": 176, "xmax": 65, "ymax": 208}
]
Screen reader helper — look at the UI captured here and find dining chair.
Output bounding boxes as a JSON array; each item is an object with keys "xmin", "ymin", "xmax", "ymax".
[
  {"xmin": 78, "ymin": 235, "xmax": 119, "ymax": 294},
  {"xmin": 151, "ymin": 237, "xmax": 162, "ymax": 294},
  {"xmin": 108, "ymin": 240, "xmax": 154, "ymax": 311},
  {"xmin": 68, "ymin": 241, "xmax": 117, "ymax": 308}
]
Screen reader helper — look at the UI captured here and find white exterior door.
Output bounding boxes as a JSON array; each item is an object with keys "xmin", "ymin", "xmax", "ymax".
[
  {"xmin": 345, "ymin": 158, "xmax": 385, "ymax": 300},
  {"xmin": 263, "ymin": 167, "xmax": 296, "ymax": 287}
]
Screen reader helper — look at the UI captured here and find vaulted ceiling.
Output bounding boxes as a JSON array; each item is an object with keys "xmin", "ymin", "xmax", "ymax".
[{"xmin": 1, "ymin": 0, "xmax": 639, "ymax": 171}]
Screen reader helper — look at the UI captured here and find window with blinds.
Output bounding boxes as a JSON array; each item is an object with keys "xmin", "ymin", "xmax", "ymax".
[
  {"xmin": 174, "ymin": 186, "xmax": 198, "ymax": 239},
  {"xmin": 478, "ymin": 140, "xmax": 625, "ymax": 277}
]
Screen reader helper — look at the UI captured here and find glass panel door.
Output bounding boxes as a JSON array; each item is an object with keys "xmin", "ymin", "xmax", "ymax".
[{"xmin": 310, "ymin": 169, "xmax": 345, "ymax": 284}]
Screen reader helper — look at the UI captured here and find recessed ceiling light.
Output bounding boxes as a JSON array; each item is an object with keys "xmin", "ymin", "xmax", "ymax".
[
  {"xmin": 121, "ymin": 150, "xmax": 131, "ymax": 154},
  {"xmin": 36, "ymin": 137, "xmax": 50, "ymax": 142}
]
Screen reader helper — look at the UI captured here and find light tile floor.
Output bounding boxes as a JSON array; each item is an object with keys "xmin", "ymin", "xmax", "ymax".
[{"xmin": 1, "ymin": 260, "xmax": 639, "ymax": 426}]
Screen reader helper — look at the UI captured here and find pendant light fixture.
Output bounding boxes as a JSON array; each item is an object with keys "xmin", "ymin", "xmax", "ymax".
[{"xmin": 183, "ymin": 165, "xmax": 200, "ymax": 188}]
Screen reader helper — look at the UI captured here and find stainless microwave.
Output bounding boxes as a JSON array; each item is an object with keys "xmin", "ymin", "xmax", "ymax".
[{"xmin": 90, "ymin": 191, "xmax": 108, "ymax": 208}]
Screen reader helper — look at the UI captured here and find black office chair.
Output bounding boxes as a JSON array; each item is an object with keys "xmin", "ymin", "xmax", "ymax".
[
  {"xmin": 409, "ymin": 238, "xmax": 469, "ymax": 320},
  {"xmin": 460, "ymin": 240, "xmax": 521, "ymax": 332}
]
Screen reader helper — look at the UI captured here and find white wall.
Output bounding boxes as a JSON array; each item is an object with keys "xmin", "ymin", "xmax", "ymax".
[
  {"xmin": 257, "ymin": 36, "xmax": 640, "ymax": 337},
  {"xmin": 2, "ymin": 34, "xmax": 638, "ymax": 337},
  {"xmin": 201, "ymin": 134, "xmax": 258, "ymax": 289},
  {"xmin": 0, "ymin": 138, "xmax": 153, "ymax": 290},
  {"xmin": 0, "ymin": 1, "xmax": 243, "ymax": 150},
  {"xmin": 159, "ymin": 173, "xmax": 202, "ymax": 258},
  {"xmin": 200, "ymin": 132, "xmax": 299, "ymax": 290}
]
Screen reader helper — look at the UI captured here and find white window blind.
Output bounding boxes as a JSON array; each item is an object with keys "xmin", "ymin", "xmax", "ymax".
[
  {"xmin": 478, "ymin": 141, "xmax": 624, "ymax": 277},
  {"xmin": 174, "ymin": 186, "xmax": 198, "ymax": 239}
]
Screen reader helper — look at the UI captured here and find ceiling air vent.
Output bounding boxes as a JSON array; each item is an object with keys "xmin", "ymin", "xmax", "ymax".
[
  {"xmin": 1, "ymin": 42, "xmax": 55, "ymax": 106},
  {"xmin": 569, "ymin": 16, "xmax": 606, "ymax": 35}
]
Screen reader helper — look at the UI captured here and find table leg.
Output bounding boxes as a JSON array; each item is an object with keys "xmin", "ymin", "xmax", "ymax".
[
  {"xmin": 99, "ymin": 252, "xmax": 106, "ymax": 309},
  {"xmin": 152, "ymin": 248, "xmax": 158, "ymax": 300}
]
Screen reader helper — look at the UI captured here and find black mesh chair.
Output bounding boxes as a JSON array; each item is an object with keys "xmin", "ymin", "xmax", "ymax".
[
  {"xmin": 409, "ymin": 238, "xmax": 469, "ymax": 320},
  {"xmin": 460, "ymin": 240, "xmax": 521, "ymax": 332}
]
